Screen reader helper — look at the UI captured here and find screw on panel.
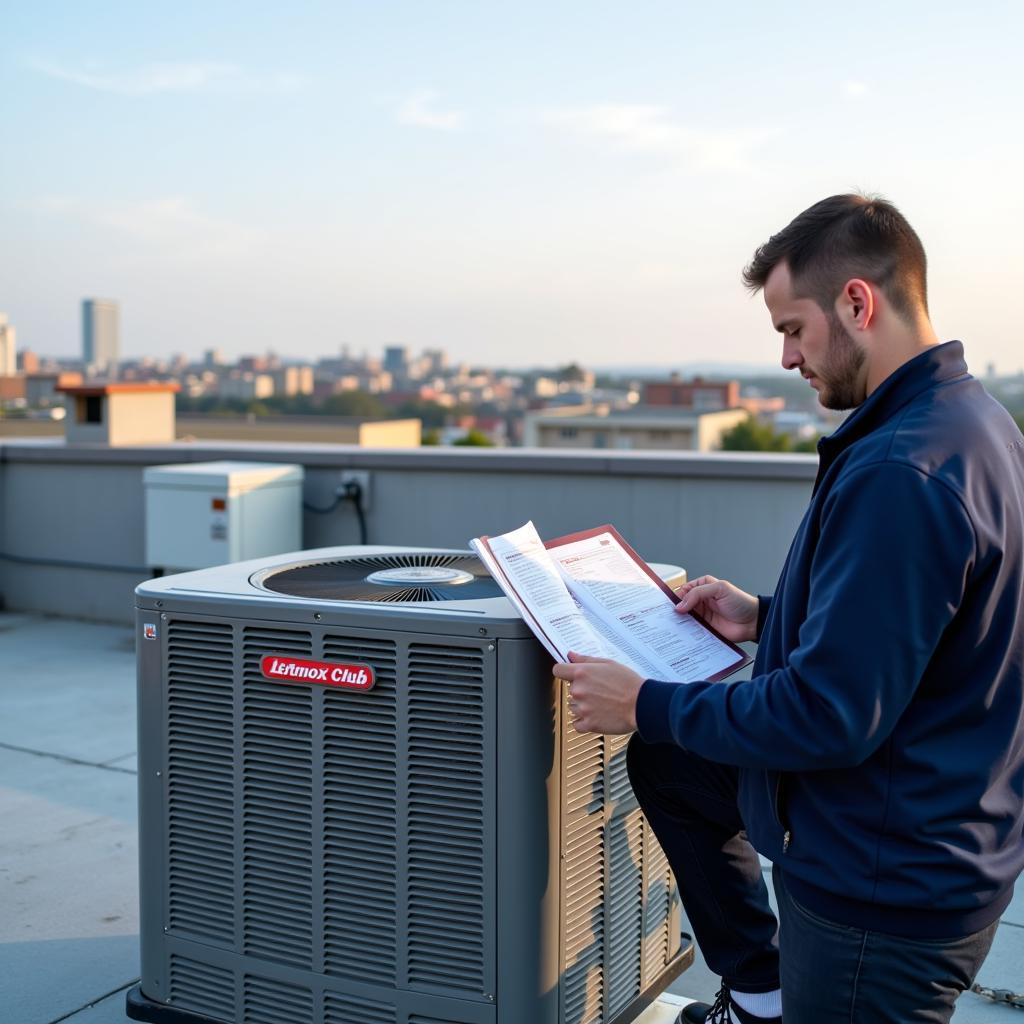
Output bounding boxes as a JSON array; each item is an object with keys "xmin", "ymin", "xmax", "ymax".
[
  {"xmin": 155, "ymin": 601, "xmax": 163, "ymax": 608},
  {"xmin": 478, "ymin": 627, "xmax": 487, "ymax": 635},
  {"xmin": 314, "ymin": 612, "xmax": 322, "ymax": 621},
  {"xmin": 161, "ymin": 613, "xmax": 167, "ymax": 621},
  {"xmin": 155, "ymin": 771, "xmax": 162, "ymax": 778},
  {"xmin": 485, "ymin": 994, "xmax": 494, "ymax": 1001},
  {"xmin": 487, "ymin": 644, "xmax": 495, "ymax": 652}
]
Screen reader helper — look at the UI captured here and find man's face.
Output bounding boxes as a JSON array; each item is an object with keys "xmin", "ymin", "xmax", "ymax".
[{"xmin": 763, "ymin": 262, "xmax": 867, "ymax": 411}]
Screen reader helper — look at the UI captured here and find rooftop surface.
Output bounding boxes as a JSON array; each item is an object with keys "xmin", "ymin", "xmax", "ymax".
[{"xmin": 1, "ymin": 610, "xmax": 1021, "ymax": 1023}]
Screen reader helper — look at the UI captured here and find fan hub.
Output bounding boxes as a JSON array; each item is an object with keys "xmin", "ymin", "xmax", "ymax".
[{"xmin": 366, "ymin": 567, "xmax": 475, "ymax": 587}]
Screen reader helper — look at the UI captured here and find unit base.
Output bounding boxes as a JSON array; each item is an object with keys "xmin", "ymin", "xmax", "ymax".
[
  {"xmin": 126, "ymin": 985, "xmax": 223, "ymax": 1024},
  {"xmin": 609, "ymin": 936, "xmax": 696, "ymax": 1024},
  {"xmin": 126, "ymin": 938, "xmax": 694, "ymax": 1024}
]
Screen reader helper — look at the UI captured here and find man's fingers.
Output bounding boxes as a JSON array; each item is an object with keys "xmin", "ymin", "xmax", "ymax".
[
  {"xmin": 677, "ymin": 580, "xmax": 722, "ymax": 611},
  {"xmin": 567, "ymin": 650, "xmax": 610, "ymax": 664}
]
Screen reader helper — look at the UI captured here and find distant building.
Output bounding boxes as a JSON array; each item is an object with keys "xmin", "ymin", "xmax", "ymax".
[
  {"xmin": 82, "ymin": 298, "xmax": 120, "ymax": 374},
  {"xmin": 0, "ymin": 375, "xmax": 25, "ymax": 402},
  {"xmin": 422, "ymin": 348, "xmax": 448, "ymax": 376},
  {"xmin": 57, "ymin": 381, "xmax": 179, "ymax": 446},
  {"xmin": 0, "ymin": 314, "xmax": 16, "ymax": 376},
  {"xmin": 26, "ymin": 372, "xmax": 84, "ymax": 407},
  {"xmin": 17, "ymin": 349, "xmax": 40, "ymax": 375},
  {"xmin": 643, "ymin": 375, "xmax": 740, "ymax": 410},
  {"xmin": 219, "ymin": 372, "xmax": 274, "ymax": 401},
  {"xmin": 523, "ymin": 405, "xmax": 748, "ymax": 451},
  {"xmin": 383, "ymin": 346, "xmax": 409, "ymax": 379},
  {"xmin": 271, "ymin": 366, "xmax": 314, "ymax": 397}
]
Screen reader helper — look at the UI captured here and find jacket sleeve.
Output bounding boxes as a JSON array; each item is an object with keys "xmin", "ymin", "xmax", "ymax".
[
  {"xmin": 635, "ymin": 461, "xmax": 976, "ymax": 770},
  {"xmin": 755, "ymin": 595, "xmax": 772, "ymax": 642}
]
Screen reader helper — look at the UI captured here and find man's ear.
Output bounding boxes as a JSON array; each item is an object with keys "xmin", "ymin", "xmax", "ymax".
[{"xmin": 838, "ymin": 278, "xmax": 875, "ymax": 331}]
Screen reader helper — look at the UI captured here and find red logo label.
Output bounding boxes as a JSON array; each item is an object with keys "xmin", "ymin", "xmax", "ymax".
[{"xmin": 261, "ymin": 656, "xmax": 375, "ymax": 691}]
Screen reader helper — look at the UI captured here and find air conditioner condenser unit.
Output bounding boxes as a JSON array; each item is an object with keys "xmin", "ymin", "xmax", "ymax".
[{"xmin": 127, "ymin": 546, "xmax": 692, "ymax": 1024}]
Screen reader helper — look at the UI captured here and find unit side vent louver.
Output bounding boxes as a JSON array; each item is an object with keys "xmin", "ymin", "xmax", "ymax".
[
  {"xmin": 562, "ymin": 715, "xmax": 606, "ymax": 1024},
  {"xmin": 166, "ymin": 620, "xmax": 236, "ymax": 945},
  {"xmin": 643, "ymin": 822, "xmax": 677, "ymax": 987},
  {"xmin": 243, "ymin": 974, "xmax": 314, "ymax": 1024},
  {"xmin": 407, "ymin": 643, "xmax": 489, "ymax": 997},
  {"xmin": 323, "ymin": 992, "xmax": 396, "ymax": 1024},
  {"xmin": 169, "ymin": 955, "xmax": 234, "ymax": 1023},
  {"xmin": 607, "ymin": 811, "xmax": 645, "ymax": 1012},
  {"xmin": 559, "ymin": 691, "xmax": 657, "ymax": 1024},
  {"xmin": 255, "ymin": 552, "xmax": 502, "ymax": 603},
  {"xmin": 322, "ymin": 634, "xmax": 399, "ymax": 985},
  {"xmin": 242, "ymin": 628, "xmax": 315, "ymax": 969}
]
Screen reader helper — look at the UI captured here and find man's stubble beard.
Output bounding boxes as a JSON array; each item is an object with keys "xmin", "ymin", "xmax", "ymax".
[{"xmin": 817, "ymin": 314, "xmax": 868, "ymax": 411}]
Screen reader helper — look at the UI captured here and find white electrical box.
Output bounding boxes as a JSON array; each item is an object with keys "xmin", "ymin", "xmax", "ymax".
[{"xmin": 144, "ymin": 461, "xmax": 304, "ymax": 571}]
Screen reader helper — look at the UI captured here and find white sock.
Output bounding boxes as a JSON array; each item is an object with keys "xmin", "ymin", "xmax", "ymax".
[{"xmin": 731, "ymin": 987, "xmax": 782, "ymax": 1020}]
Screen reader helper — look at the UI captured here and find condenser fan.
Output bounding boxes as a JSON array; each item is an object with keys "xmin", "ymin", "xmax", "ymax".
[{"xmin": 252, "ymin": 551, "xmax": 504, "ymax": 602}]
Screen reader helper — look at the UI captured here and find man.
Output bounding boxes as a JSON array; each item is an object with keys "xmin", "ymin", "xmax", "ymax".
[{"xmin": 553, "ymin": 195, "xmax": 1024, "ymax": 1024}]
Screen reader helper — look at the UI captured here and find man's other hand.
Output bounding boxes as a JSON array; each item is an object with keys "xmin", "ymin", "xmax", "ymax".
[
  {"xmin": 552, "ymin": 652, "xmax": 644, "ymax": 734},
  {"xmin": 675, "ymin": 575, "xmax": 759, "ymax": 643}
]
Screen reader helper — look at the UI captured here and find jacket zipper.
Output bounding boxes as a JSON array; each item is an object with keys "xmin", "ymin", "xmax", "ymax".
[{"xmin": 772, "ymin": 773, "xmax": 792, "ymax": 853}]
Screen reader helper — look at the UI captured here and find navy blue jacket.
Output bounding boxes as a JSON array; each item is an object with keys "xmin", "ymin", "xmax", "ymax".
[{"xmin": 636, "ymin": 342, "xmax": 1024, "ymax": 938}]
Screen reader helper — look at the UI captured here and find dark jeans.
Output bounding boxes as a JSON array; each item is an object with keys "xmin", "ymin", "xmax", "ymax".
[{"xmin": 626, "ymin": 736, "xmax": 999, "ymax": 1023}]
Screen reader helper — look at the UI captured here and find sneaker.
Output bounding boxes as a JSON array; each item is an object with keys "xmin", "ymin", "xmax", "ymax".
[{"xmin": 677, "ymin": 985, "xmax": 782, "ymax": 1024}]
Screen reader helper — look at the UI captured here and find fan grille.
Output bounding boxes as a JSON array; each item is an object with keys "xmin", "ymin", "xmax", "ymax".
[{"xmin": 255, "ymin": 552, "xmax": 503, "ymax": 603}]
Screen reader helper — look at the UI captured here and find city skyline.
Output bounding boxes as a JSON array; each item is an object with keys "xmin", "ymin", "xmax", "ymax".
[{"xmin": 3, "ymin": 2, "xmax": 1023, "ymax": 372}]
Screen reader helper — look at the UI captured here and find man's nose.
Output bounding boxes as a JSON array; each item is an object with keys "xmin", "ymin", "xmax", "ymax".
[{"xmin": 781, "ymin": 338, "xmax": 803, "ymax": 371}]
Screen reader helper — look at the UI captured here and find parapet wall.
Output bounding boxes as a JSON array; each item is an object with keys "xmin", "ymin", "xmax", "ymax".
[{"xmin": 0, "ymin": 440, "xmax": 816, "ymax": 623}]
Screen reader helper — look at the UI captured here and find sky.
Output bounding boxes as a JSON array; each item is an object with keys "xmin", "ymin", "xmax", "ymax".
[{"xmin": 2, "ymin": 1, "xmax": 1023, "ymax": 371}]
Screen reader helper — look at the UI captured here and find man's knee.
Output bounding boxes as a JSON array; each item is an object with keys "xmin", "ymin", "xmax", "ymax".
[
  {"xmin": 627, "ymin": 733, "xmax": 742, "ymax": 820},
  {"xmin": 626, "ymin": 732, "xmax": 657, "ymax": 796}
]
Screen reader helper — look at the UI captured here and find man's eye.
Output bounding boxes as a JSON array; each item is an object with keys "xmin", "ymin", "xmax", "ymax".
[{"xmin": 789, "ymin": 328, "xmax": 801, "ymax": 338}]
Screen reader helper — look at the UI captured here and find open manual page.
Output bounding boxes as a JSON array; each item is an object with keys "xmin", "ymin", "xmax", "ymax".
[{"xmin": 470, "ymin": 521, "xmax": 750, "ymax": 683}]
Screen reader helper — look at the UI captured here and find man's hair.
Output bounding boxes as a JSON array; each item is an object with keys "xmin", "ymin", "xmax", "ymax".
[{"xmin": 742, "ymin": 194, "xmax": 929, "ymax": 321}]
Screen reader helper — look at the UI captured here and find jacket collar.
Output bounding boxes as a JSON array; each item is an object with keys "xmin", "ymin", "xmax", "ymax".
[{"xmin": 814, "ymin": 340, "xmax": 969, "ymax": 489}]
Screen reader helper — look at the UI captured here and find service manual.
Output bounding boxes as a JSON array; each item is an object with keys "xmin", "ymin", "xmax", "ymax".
[{"xmin": 470, "ymin": 521, "xmax": 750, "ymax": 682}]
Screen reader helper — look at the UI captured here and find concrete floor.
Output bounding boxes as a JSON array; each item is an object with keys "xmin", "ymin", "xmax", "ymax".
[{"xmin": 1, "ymin": 610, "xmax": 1020, "ymax": 1023}]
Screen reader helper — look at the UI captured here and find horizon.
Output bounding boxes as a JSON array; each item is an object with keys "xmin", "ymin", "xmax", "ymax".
[{"xmin": 3, "ymin": 2, "xmax": 1022, "ymax": 373}]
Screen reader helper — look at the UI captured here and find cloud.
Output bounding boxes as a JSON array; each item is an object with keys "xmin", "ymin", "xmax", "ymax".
[
  {"xmin": 27, "ymin": 58, "xmax": 307, "ymax": 96},
  {"xmin": 540, "ymin": 104, "xmax": 772, "ymax": 171},
  {"xmin": 396, "ymin": 90, "xmax": 465, "ymax": 131},
  {"xmin": 37, "ymin": 195, "xmax": 266, "ymax": 262},
  {"xmin": 843, "ymin": 80, "xmax": 868, "ymax": 98}
]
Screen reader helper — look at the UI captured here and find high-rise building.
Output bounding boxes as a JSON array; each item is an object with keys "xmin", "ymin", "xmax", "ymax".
[
  {"xmin": 383, "ymin": 345, "xmax": 409, "ymax": 378},
  {"xmin": 82, "ymin": 298, "xmax": 120, "ymax": 374},
  {"xmin": 0, "ymin": 313, "xmax": 16, "ymax": 377}
]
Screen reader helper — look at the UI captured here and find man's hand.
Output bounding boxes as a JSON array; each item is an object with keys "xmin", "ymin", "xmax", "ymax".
[
  {"xmin": 551, "ymin": 652, "xmax": 644, "ymax": 734},
  {"xmin": 675, "ymin": 575, "xmax": 759, "ymax": 643}
]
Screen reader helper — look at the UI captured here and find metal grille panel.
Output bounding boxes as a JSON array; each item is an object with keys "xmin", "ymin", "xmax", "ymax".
[
  {"xmin": 561, "ymin": 694, "xmax": 606, "ymax": 1024},
  {"xmin": 243, "ymin": 974, "xmax": 314, "ymax": 1024},
  {"xmin": 168, "ymin": 954, "xmax": 234, "ymax": 1022},
  {"xmin": 323, "ymin": 991, "xmax": 396, "ymax": 1024},
  {"xmin": 607, "ymin": 811, "xmax": 645, "ymax": 1015},
  {"xmin": 166, "ymin": 621, "xmax": 235, "ymax": 944},
  {"xmin": 322, "ymin": 634, "xmax": 399, "ymax": 985},
  {"xmin": 643, "ymin": 820, "xmax": 676, "ymax": 986},
  {"xmin": 407, "ymin": 643, "xmax": 487, "ymax": 995},
  {"xmin": 242, "ymin": 628, "xmax": 315, "ymax": 968}
]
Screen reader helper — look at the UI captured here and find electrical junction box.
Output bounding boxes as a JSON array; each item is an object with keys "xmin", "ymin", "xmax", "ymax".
[{"xmin": 144, "ymin": 461, "xmax": 304, "ymax": 571}]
